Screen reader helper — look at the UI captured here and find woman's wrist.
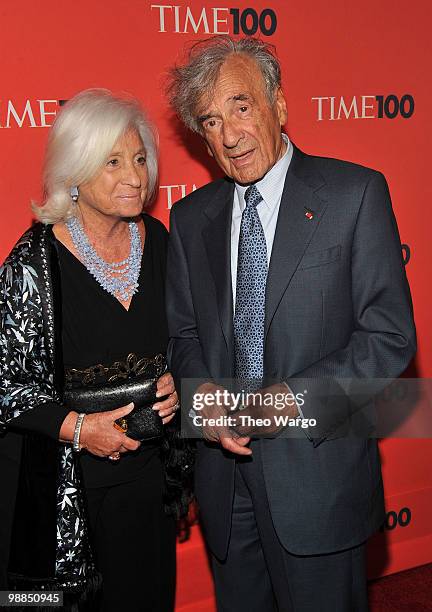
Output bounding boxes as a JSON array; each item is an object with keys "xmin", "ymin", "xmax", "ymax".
[
  {"xmin": 73, "ymin": 413, "xmax": 86, "ymax": 452},
  {"xmin": 59, "ymin": 411, "xmax": 79, "ymax": 443}
]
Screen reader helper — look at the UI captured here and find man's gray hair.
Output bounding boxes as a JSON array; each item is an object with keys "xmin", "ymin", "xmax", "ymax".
[{"xmin": 167, "ymin": 36, "xmax": 281, "ymax": 133}]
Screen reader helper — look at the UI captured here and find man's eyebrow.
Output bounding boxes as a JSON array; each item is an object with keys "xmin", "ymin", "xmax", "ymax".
[
  {"xmin": 197, "ymin": 114, "xmax": 212, "ymax": 124},
  {"xmin": 232, "ymin": 93, "xmax": 251, "ymax": 101},
  {"xmin": 197, "ymin": 94, "xmax": 252, "ymax": 123}
]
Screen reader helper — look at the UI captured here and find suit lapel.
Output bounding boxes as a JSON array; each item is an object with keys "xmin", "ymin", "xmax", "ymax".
[
  {"xmin": 265, "ymin": 147, "xmax": 329, "ymax": 340},
  {"xmin": 202, "ymin": 181, "xmax": 235, "ymax": 363}
]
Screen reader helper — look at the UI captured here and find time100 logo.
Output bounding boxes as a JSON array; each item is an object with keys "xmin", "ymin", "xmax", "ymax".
[{"xmin": 151, "ymin": 5, "xmax": 277, "ymax": 36}]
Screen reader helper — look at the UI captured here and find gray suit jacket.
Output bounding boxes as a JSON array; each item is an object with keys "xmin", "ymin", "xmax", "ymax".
[{"xmin": 166, "ymin": 145, "xmax": 416, "ymax": 559}]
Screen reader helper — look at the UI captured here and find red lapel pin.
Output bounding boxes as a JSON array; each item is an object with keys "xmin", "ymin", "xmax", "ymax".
[{"xmin": 304, "ymin": 209, "xmax": 314, "ymax": 220}]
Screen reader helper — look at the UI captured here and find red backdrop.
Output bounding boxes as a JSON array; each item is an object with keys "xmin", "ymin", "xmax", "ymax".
[{"xmin": 1, "ymin": 2, "xmax": 431, "ymax": 609}]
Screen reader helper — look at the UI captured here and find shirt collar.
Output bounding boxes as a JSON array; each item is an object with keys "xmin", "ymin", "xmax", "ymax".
[{"xmin": 234, "ymin": 133, "xmax": 292, "ymax": 211}]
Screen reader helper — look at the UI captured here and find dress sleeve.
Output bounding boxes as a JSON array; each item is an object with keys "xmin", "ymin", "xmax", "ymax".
[
  {"xmin": 10, "ymin": 401, "xmax": 71, "ymax": 439},
  {"xmin": 0, "ymin": 234, "xmax": 63, "ymax": 436}
]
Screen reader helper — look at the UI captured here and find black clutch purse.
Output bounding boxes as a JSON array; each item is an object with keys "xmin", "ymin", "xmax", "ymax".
[{"xmin": 63, "ymin": 353, "xmax": 167, "ymax": 441}]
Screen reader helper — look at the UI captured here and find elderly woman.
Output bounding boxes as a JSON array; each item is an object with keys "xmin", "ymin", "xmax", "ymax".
[{"xmin": 0, "ymin": 89, "xmax": 189, "ymax": 611}]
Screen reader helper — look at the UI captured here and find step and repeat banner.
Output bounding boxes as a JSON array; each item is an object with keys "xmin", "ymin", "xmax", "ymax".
[{"xmin": 1, "ymin": 0, "xmax": 431, "ymax": 601}]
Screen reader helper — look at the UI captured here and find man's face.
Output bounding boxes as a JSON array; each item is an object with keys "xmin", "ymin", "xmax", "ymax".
[{"xmin": 197, "ymin": 54, "xmax": 287, "ymax": 185}]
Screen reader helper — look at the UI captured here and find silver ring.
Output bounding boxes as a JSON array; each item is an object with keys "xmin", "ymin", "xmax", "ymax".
[
  {"xmin": 172, "ymin": 402, "xmax": 180, "ymax": 412},
  {"xmin": 108, "ymin": 452, "xmax": 121, "ymax": 461}
]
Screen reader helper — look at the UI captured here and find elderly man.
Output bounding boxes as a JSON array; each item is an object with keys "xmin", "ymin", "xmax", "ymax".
[{"xmin": 166, "ymin": 36, "xmax": 416, "ymax": 611}]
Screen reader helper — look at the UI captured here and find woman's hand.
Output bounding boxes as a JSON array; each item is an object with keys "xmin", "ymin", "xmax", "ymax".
[
  {"xmin": 152, "ymin": 372, "xmax": 179, "ymax": 425},
  {"xmin": 79, "ymin": 403, "xmax": 141, "ymax": 457}
]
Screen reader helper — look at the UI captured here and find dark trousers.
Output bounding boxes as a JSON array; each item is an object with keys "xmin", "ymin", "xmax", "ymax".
[
  {"xmin": 211, "ymin": 441, "xmax": 369, "ymax": 612},
  {"xmin": 84, "ymin": 455, "xmax": 176, "ymax": 612}
]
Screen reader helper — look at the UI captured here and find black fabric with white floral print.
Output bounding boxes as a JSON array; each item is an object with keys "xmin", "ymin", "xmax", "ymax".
[{"xmin": 0, "ymin": 224, "xmax": 97, "ymax": 593}]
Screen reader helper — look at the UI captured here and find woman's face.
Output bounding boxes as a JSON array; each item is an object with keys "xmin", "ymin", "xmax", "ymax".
[{"xmin": 78, "ymin": 129, "xmax": 148, "ymax": 219}]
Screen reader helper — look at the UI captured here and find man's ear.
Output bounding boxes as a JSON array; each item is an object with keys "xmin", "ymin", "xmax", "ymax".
[
  {"xmin": 275, "ymin": 87, "xmax": 288, "ymax": 126},
  {"xmin": 206, "ymin": 142, "xmax": 214, "ymax": 158}
]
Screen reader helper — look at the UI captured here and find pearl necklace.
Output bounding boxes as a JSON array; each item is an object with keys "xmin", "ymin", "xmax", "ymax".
[{"xmin": 65, "ymin": 216, "xmax": 142, "ymax": 301}]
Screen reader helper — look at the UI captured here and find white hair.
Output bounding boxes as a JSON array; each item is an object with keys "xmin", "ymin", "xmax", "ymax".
[{"xmin": 33, "ymin": 88, "xmax": 158, "ymax": 224}]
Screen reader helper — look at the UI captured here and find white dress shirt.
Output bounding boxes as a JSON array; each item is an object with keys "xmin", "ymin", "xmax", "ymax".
[{"xmin": 231, "ymin": 134, "xmax": 293, "ymax": 308}]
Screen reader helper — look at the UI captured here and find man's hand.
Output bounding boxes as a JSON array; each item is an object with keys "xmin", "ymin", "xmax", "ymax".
[
  {"xmin": 232, "ymin": 382, "xmax": 299, "ymax": 437},
  {"xmin": 195, "ymin": 382, "xmax": 252, "ymax": 456}
]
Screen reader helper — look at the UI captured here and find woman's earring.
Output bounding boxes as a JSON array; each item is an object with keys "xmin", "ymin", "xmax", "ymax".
[{"xmin": 70, "ymin": 186, "xmax": 79, "ymax": 203}]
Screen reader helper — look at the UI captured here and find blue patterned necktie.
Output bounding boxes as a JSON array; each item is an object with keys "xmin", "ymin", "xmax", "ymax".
[{"xmin": 234, "ymin": 185, "xmax": 267, "ymax": 388}]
